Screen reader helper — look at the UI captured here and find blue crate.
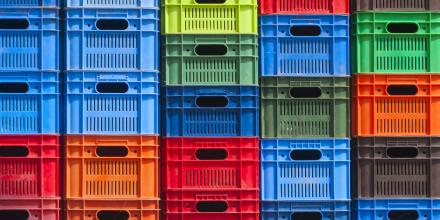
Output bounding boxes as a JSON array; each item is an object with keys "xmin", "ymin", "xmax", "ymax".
[
  {"xmin": 67, "ymin": 0, "xmax": 158, "ymax": 8},
  {"xmin": 65, "ymin": 8, "xmax": 159, "ymax": 72},
  {"xmin": 0, "ymin": 71, "xmax": 59, "ymax": 134},
  {"xmin": 260, "ymin": 15, "xmax": 349, "ymax": 77},
  {"xmin": 261, "ymin": 139, "xmax": 350, "ymax": 201},
  {"xmin": 65, "ymin": 71, "xmax": 159, "ymax": 135},
  {"xmin": 0, "ymin": 0, "xmax": 60, "ymax": 7},
  {"xmin": 163, "ymin": 86, "xmax": 259, "ymax": 137},
  {"xmin": 0, "ymin": 8, "xmax": 59, "ymax": 71},
  {"xmin": 262, "ymin": 200, "xmax": 350, "ymax": 220},
  {"xmin": 354, "ymin": 199, "xmax": 440, "ymax": 220}
]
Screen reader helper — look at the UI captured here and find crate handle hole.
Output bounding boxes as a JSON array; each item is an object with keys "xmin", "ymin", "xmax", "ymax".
[
  {"xmin": 196, "ymin": 201, "xmax": 228, "ymax": 212},
  {"xmin": 387, "ymin": 147, "xmax": 418, "ymax": 158},
  {"xmin": 196, "ymin": 96, "xmax": 228, "ymax": 107},
  {"xmin": 96, "ymin": 82, "xmax": 129, "ymax": 93},
  {"xmin": 0, "ymin": 19, "xmax": 29, "ymax": 29},
  {"xmin": 387, "ymin": 85, "xmax": 418, "ymax": 95},
  {"xmin": 195, "ymin": 149, "xmax": 228, "ymax": 160},
  {"xmin": 0, "ymin": 146, "xmax": 29, "ymax": 157},
  {"xmin": 195, "ymin": 0, "xmax": 226, "ymax": 4},
  {"xmin": 96, "ymin": 19, "xmax": 128, "ymax": 30},
  {"xmin": 290, "ymin": 87, "xmax": 322, "ymax": 98},
  {"xmin": 195, "ymin": 44, "xmax": 227, "ymax": 56},
  {"xmin": 291, "ymin": 212, "xmax": 322, "ymax": 220},
  {"xmin": 387, "ymin": 23, "xmax": 418, "ymax": 33},
  {"xmin": 0, "ymin": 82, "xmax": 29, "ymax": 93},
  {"xmin": 388, "ymin": 210, "xmax": 419, "ymax": 220},
  {"xmin": 96, "ymin": 146, "xmax": 129, "ymax": 157},
  {"xmin": 0, "ymin": 210, "xmax": 29, "ymax": 220},
  {"xmin": 97, "ymin": 210, "xmax": 129, "ymax": 220},
  {"xmin": 290, "ymin": 25, "xmax": 321, "ymax": 36},
  {"xmin": 290, "ymin": 150, "xmax": 322, "ymax": 160}
]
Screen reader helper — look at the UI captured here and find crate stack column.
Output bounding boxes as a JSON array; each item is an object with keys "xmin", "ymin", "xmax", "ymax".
[
  {"xmin": 161, "ymin": 0, "xmax": 260, "ymax": 219},
  {"xmin": 352, "ymin": 1, "xmax": 440, "ymax": 219},
  {"xmin": 259, "ymin": 1, "xmax": 351, "ymax": 219},
  {"xmin": 63, "ymin": 0, "xmax": 160, "ymax": 219},
  {"xmin": 0, "ymin": 1, "xmax": 61, "ymax": 220}
]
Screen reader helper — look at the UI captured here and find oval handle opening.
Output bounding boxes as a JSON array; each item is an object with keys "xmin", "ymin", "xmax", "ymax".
[
  {"xmin": 96, "ymin": 82, "xmax": 129, "ymax": 93},
  {"xmin": 387, "ymin": 147, "xmax": 418, "ymax": 158},
  {"xmin": 97, "ymin": 210, "xmax": 129, "ymax": 220},
  {"xmin": 388, "ymin": 210, "xmax": 419, "ymax": 220},
  {"xmin": 290, "ymin": 25, "xmax": 321, "ymax": 36},
  {"xmin": 387, "ymin": 23, "xmax": 418, "ymax": 33},
  {"xmin": 196, "ymin": 96, "xmax": 228, "ymax": 107},
  {"xmin": 0, "ymin": 210, "xmax": 29, "ymax": 220},
  {"xmin": 0, "ymin": 19, "xmax": 29, "ymax": 29},
  {"xmin": 195, "ymin": 149, "xmax": 228, "ymax": 160},
  {"xmin": 0, "ymin": 146, "xmax": 29, "ymax": 157},
  {"xmin": 96, "ymin": 146, "xmax": 129, "ymax": 157},
  {"xmin": 96, "ymin": 19, "xmax": 128, "ymax": 30},
  {"xmin": 0, "ymin": 82, "xmax": 29, "ymax": 93},
  {"xmin": 290, "ymin": 150, "xmax": 322, "ymax": 161},
  {"xmin": 387, "ymin": 85, "xmax": 418, "ymax": 95},
  {"xmin": 195, "ymin": 44, "xmax": 227, "ymax": 56},
  {"xmin": 291, "ymin": 212, "xmax": 322, "ymax": 220},
  {"xmin": 195, "ymin": 0, "xmax": 226, "ymax": 4},
  {"xmin": 196, "ymin": 201, "xmax": 228, "ymax": 212},
  {"xmin": 290, "ymin": 87, "xmax": 322, "ymax": 98}
]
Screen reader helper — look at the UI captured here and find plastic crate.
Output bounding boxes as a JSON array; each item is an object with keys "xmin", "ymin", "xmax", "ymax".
[
  {"xmin": 65, "ymin": 135, "xmax": 159, "ymax": 199},
  {"xmin": 163, "ymin": 86, "xmax": 259, "ymax": 137},
  {"xmin": 261, "ymin": 139, "xmax": 350, "ymax": 201},
  {"xmin": 0, "ymin": 8, "xmax": 59, "ymax": 71},
  {"xmin": 354, "ymin": 199, "xmax": 440, "ymax": 220},
  {"xmin": 162, "ymin": 34, "xmax": 258, "ymax": 86},
  {"xmin": 0, "ymin": 0, "xmax": 59, "ymax": 7},
  {"xmin": 352, "ymin": 74, "xmax": 440, "ymax": 137},
  {"xmin": 161, "ymin": 0, "xmax": 258, "ymax": 34},
  {"xmin": 260, "ymin": 15, "xmax": 349, "ymax": 77},
  {"xmin": 65, "ymin": 8, "xmax": 159, "ymax": 72},
  {"xmin": 0, "ymin": 198, "xmax": 60, "ymax": 220},
  {"xmin": 65, "ymin": 199, "xmax": 159, "ymax": 220},
  {"xmin": 65, "ymin": 71, "xmax": 159, "ymax": 135},
  {"xmin": 163, "ymin": 189, "xmax": 259, "ymax": 220},
  {"xmin": 353, "ymin": 137, "xmax": 440, "ymax": 198},
  {"xmin": 352, "ymin": 12, "xmax": 440, "ymax": 74},
  {"xmin": 262, "ymin": 200, "xmax": 350, "ymax": 220},
  {"xmin": 67, "ymin": 0, "xmax": 158, "ymax": 8},
  {"xmin": 162, "ymin": 137, "xmax": 259, "ymax": 190},
  {"xmin": 261, "ymin": 77, "xmax": 350, "ymax": 138},
  {"xmin": 260, "ymin": 0, "xmax": 349, "ymax": 15},
  {"xmin": 353, "ymin": 0, "xmax": 440, "ymax": 11}
]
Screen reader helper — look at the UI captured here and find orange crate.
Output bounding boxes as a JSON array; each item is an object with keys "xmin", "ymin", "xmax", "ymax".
[
  {"xmin": 65, "ymin": 199, "xmax": 159, "ymax": 220},
  {"xmin": 65, "ymin": 135, "xmax": 159, "ymax": 199},
  {"xmin": 352, "ymin": 74, "xmax": 440, "ymax": 137}
]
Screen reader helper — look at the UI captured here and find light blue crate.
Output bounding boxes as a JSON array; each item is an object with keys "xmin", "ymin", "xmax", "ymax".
[
  {"xmin": 67, "ymin": 0, "xmax": 158, "ymax": 8},
  {"xmin": 0, "ymin": 0, "xmax": 60, "ymax": 7},
  {"xmin": 262, "ymin": 200, "xmax": 350, "ymax": 220}
]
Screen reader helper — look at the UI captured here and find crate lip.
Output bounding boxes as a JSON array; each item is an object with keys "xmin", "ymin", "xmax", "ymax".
[
  {"xmin": 354, "ymin": 198, "xmax": 440, "ymax": 208},
  {"xmin": 259, "ymin": 0, "xmax": 350, "ymax": 15}
]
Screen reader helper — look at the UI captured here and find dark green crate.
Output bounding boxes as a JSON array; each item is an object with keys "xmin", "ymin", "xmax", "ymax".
[
  {"xmin": 261, "ymin": 77, "xmax": 350, "ymax": 138},
  {"xmin": 162, "ymin": 34, "xmax": 258, "ymax": 86}
]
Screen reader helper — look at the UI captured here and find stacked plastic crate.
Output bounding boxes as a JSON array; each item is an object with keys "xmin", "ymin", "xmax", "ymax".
[
  {"xmin": 0, "ymin": 0, "xmax": 61, "ymax": 219},
  {"xmin": 63, "ymin": 0, "xmax": 160, "ymax": 219},
  {"xmin": 259, "ymin": 1, "xmax": 351, "ymax": 219},
  {"xmin": 161, "ymin": 0, "xmax": 260, "ymax": 219},
  {"xmin": 352, "ymin": 0, "xmax": 440, "ymax": 219}
]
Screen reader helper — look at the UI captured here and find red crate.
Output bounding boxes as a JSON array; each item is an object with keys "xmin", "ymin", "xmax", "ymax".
[
  {"xmin": 259, "ymin": 0, "xmax": 349, "ymax": 15},
  {"xmin": 162, "ymin": 137, "xmax": 259, "ymax": 191},
  {"xmin": 0, "ymin": 198, "xmax": 61, "ymax": 220},
  {"xmin": 163, "ymin": 189, "xmax": 259, "ymax": 220},
  {"xmin": 0, "ymin": 135, "xmax": 60, "ymax": 199}
]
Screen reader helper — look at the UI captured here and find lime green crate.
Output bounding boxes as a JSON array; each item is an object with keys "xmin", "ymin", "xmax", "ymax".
[
  {"xmin": 161, "ymin": 0, "xmax": 258, "ymax": 34},
  {"xmin": 352, "ymin": 12, "xmax": 440, "ymax": 74},
  {"xmin": 162, "ymin": 34, "xmax": 258, "ymax": 86},
  {"xmin": 261, "ymin": 76, "xmax": 350, "ymax": 138}
]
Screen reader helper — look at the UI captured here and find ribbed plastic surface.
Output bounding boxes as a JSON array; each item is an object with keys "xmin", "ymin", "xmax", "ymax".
[
  {"xmin": 261, "ymin": 139, "xmax": 350, "ymax": 201},
  {"xmin": 261, "ymin": 77, "xmax": 350, "ymax": 138},
  {"xmin": 65, "ymin": 8, "xmax": 159, "ymax": 72},
  {"xmin": 65, "ymin": 71, "xmax": 159, "ymax": 135},
  {"xmin": 67, "ymin": 0, "xmax": 158, "ymax": 7},
  {"xmin": 260, "ymin": 15, "xmax": 349, "ymax": 76},
  {"xmin": 162, "ymin": 0, "xmax": 258, "ymax": 34},
  {"xmin": 162, "ymin": 34, "xmax": 258, "ymax": 86},
  {"xmin": 260, "ymin": 0, "xmax": 349, "ymax": 15},
  {"xmin": 262, "ymin": 200, "xmax": 350, "ymax": 220},
  {"xmin": 163, "ymin": 86, "xmax": 259, "ymax": 137},
  {"xmin": 352, "ymin": 12, "xmax": 440, "ymax": 74},
  {"xmin": 0, "ymin": 198, "xmax": 60, "ymax": 220},
  {"xmin": 354, "ymin": 0, "xmax": 440, "ymax": 11},
  {"xmin": 352, "ymin": 74, "xmax": 440, "ymax": 137},
  {"xmin": 0, "ymin": 0, "xmax": 59, "ymax": 7}
]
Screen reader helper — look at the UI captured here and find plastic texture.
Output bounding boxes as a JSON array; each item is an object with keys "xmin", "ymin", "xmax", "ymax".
[
  {"xmin": 65, "ymin": 8, "xmax": 159, "ymax": 72},
  {"xmin": 261, "ymin": 139, "xmax": 350, "ymax": 201},
  {"xmin": 353, "ymin": 0, "xmax": 440, "ymax": 11},
  {"xmin": 67, "ymin": 0, "xmax": 158, "ymax": 8},
  {"xmin": 353, "ymin": 137, "xmax": 440, "ymax": 198},
  {"xmin": 162, "ymin": 34, "xmax": 258, "ymax": 86},
  {"xmin": 0, "ymin": 198, "xmax": 60, "ymax": 220},
  {"xmin": 65, "ymin": 71, "xmax": 159, "ymax": 135},
  {"xmin": 261, "ymin": 76, "xmax": 350, "ymax": 138},
  {"xmin": 64, "ymin": 135, "xmax": 159, "ymax": 199},
  {"xmin": 162, "ymin": 0, "xmax": 258, "ymax": 34},
  {"xmin": 259, "ymin": 0, "xmax": 349, "ymax": 15},
  {"xmin": 262, "ymin": 200, "xmax": 350, "ymax": 220},
  {"xmin": 162, "ymin": 137, "xmax": 259, "ymax": 190},
  {"xmin": 352, "ymin": 12, "xmax": 440, "ymax": 74},
  {"xmin": 352, "ymin": 74, "xmax": 440, "ymax": 137},
  {"xmin": 0, "ymin": 0, "xmax": 60, "ymax": 7}
]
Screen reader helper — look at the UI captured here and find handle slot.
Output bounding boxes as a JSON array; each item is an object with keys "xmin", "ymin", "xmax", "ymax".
[
  {"xmin": 290, "ymin": 87, "xmax": 322, "ymax": 98},
  {"xmin": 195, "ymin": 44, "xmax": 227, "ymax": 56},
  {"xmin": 196, "ymin": 96, "xmax": 228, "ymax": 107},
  {"xmin": 387, "ymin": 85, "xmax": 418, "ymax": 95},
  {"xmin": 96, "ymin": 146, "xmax": 129, "ymax": 157},
  {"xmin": 97, "ymin": 210, "xmax": 129, "ymax": 220},
  {"xmin": 196, "ymin": 201, "xmax": 228, "ymax": 212},
  {"xmin": 0, "ymin": 146, "xmax": 29, "ymax": 157},
  {"xmin": 0, "ymin": 82, "xmax": 29, "ymax": 93},
  {"xmin": 195, "ymin": 0, "xmax": 226, "ymax": 4},
  {"xmin": 290, "ymin": 150, "xmax": 322, "ymax": 160},
  {"xmin": 388, "ymin": 210, "xmax": 419, "ymax": 220},
  {"xmin": 387, "ymin": 23, "xmax": 418, "ymax": 33},
  {"xmin": 291, "ymin": 212, "xmax": 322, "ymax": 220},
  {"xmin": 96, "ymin": 82, "xmax": 129, "ymax": 93},
  {"xmin": 290, "ymin": 25, "xmax": 321, "ymax": 36},
  {"xmin": 0, "ymin": 19, "xmax": 29, "ymax": 29},
  {"xmin": 96, "ymin": 19, "xmax": 128, "ymax": 30},
  {"xmin": 195, "ymin": 149, "xmax": 228, "ymax": 160},
  {"xmin": 387, "ymin": 147, "xmax": 418, "ymax": 158},
  {"xmin": 0, "ymin": 210, "xmax": 29, "ymax": 220}
]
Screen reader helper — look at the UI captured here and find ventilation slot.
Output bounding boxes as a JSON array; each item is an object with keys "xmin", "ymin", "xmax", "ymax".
[
  {"xmin": 290, "ymin": 150, "xmax": 322, "ymax": 160},
  {"xmin": 0, "ymin": 146, "xmax": 29, "ymax": 157},
  {"xmin": 388, "ymin": 210, "xmax": 419, "ymax": 220},
  {"xmin": 96, "ymin": 19, "xmax": 128, "ymax": 30},
  {"xmin": 291, "ymin": 25, "xmax": 321, "ymax": 36},
  {"xmin": 196, "ymin": 201, "xmax": 228, "ymax": 212},
  {"xmin": 292, "ymin": 212, "xmax": 322, "ymax": 220},
  {"xmin": 0, "ymin": 83, "xmax": 29, "ymax": 93},
  {"xmin": 387, "ymin": 85, "xmax": 418, "ymax": 95},
  {"xmin": 196, "ymin": 96, "xmax": 228, "ymax": 107},
  {"xmin": 195, "ymin": 149, "xmax": 227, "ymax": 160},
  {"xmin": 184, "ymin": 111, "xmax": 238, "ymax": 136},
  {"xmin": 183, "ymin": 7, "xmax": 237, "ymax": 32},
  {"xmin": 96, "ymin": 146, "xmax": 128, "ymax": 157},
  {"xmin": 0, "ymin": 19, "xmax": 29, "ymax": 29},
  {"xmin": 97, "ymin": 210, "xmax": 129, "ymax": 220},
  {"xmin": 0, "ymin": 210, "xmax": 29, "ymax": 220},
  {"xmin": 96, "ymin": 82, "xmax": 129, "ymax": 93},
  {"xmin": 184, "ymin": 168, "xmax": 237, "ymax": 188},
  {"xmin": 195, "ymin": 44, "xmax": 227, "ymax": 56},
  {"xmin": 374, "ymin": 0, "xmax": 426, "ymax": 9}
]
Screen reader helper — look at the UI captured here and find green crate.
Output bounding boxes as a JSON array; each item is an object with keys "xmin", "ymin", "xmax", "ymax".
[
  {"xmin": 162, "ymin": 34, "xmax": 258, "ymax": 86},
  {"xmin": 161, "ymin": 0, "xmax": 258, "ymax": 34},
  {"xmin": 261, "ymin": 77, "xmax": 350, "ymax": 138},
  {"xmin": 352, "ymin": 12, "xmax": 440, "ymax": 74}
]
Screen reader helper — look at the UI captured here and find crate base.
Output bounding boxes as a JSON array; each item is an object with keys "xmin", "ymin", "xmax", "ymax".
[
  {"xmin": 262, "ymin": 200, "xmax": 350, "ymax": 220},
  {"xmin": 0, "ymin": 198, "xmax": 60, "ymax": 220}
]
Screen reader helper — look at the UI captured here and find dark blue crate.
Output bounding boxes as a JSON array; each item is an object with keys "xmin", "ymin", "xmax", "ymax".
[
  {"xmin": 67, "ymin": 0, "xmax": 158, "ymax": 8},
  {"xmin": 65, "ymin": 8, "xmax": 159, "ymax": 72},
  {"xmin": 261, "ymin": 139, "xmax": 350, "ymax": 201},
  {"xmin": 163, "ymin": 86, "xmax": 259, "ymax": 137},
  {"xmin": 260, "ymin": 15, "xmax": 349, "ymax": 77},
  {"xmin": 65, "ymin": 71, "xmax": 159, "ymax": 135},
  {"xmin": 0, "ymin": 8, "xmax": 59, "ymax": 71},
  {"xmin": 262, "ymin": 200, "xmax": 350, "ymax": 220},
  {"xmin": 0, "ymin": 71, "xmax": 59, "ymax": 134},
  {"xmin": 354, "ymin": 199, "xmax": 440, "ymax": 220},
  {"xmin": 0, "ymin": 0, "xmax": 59, "ymax": 7}
]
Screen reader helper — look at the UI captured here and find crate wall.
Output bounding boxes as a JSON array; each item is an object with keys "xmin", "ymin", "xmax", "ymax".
[
  {"xmin": 259, "ymin": 0, "xmax": 350, "ymax": 15},
  {"xmin": 0, "ymin": 198, "xmax": 61, "ymax": 220},
  {"xmin": 262, "ymin": 200, "xmax": 351, "ymax": 220}
]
